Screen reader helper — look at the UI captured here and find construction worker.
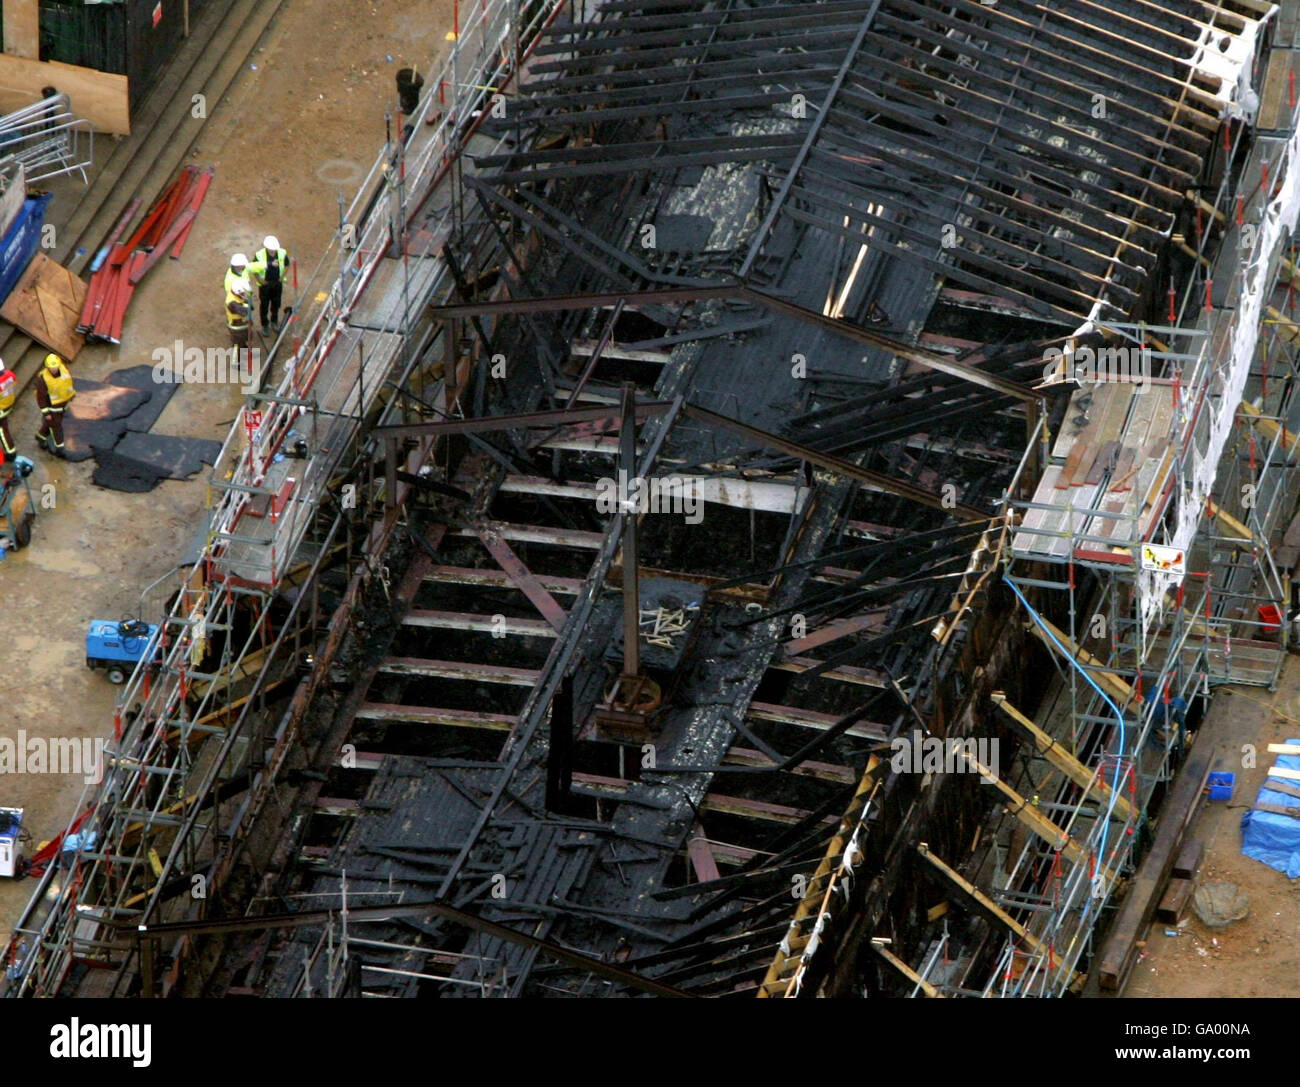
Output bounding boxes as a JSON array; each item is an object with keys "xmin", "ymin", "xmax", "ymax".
[
  {"xmin": 224, "ymin": 252, "xmax": 250, "ymax": 296},
  {"xmin": 226, "ymin": 276, "xmax": 253, "ymax": 347},
  {"xmin": 250, "ymin": 235, "xmax": 289, "ymax": 330},
  {"xmin": 0, "ymin": 359, "xmax": 16, "ymax": 464},
  {"xmin": 35, "ymin": 353, "xmax": 74, "ymax": 457}
]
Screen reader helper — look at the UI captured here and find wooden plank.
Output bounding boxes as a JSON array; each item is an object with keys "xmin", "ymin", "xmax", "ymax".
[
  {"xmin": 0, "ymin": 55, "xmax": 130, "ymax": 135},
  {"xmin": 1097, "ymin": 497, "xmax": 1128, "ymax": 540},
  {"xmin": 1172, "ymin": 838, "xmax": 1203, "ymax": 881},
  {"xmin": 2, "ymin": 0, "xmax": 39, "ymax": 59},
  {"xmin": 1254, "ymin": 802, "xmax": 1300, "ymax": 819},
  {"xmin": 355, "ymin": 703, "xmax": 516, "ymax": 730},
  {"xmin": 1095, "ymin": 743, "xmax": 1215, "ymax": 992},
  {"xmin": 1266, "ymin": 742, "xmax": 1300, "ymax": 755},
  {"xmin": 1260, "ymin": 779, "xmax": 1300, "ymax": 801},
  {"xmin": 873, "ymin": 942, "xmax": 944, "ymax": 997},
  {"xmin": 1155, "ymin": 877, "xmax": 1194, "ymax": 924},
  {"xmin": 0, "ymin": 252, "xmax": 88, "ymax": 360},
  {"xmin": 1066, "ymin": 384, "xmax": 1132, "ymax": 488},
  {"xmin": 917, "ymin": 843, "xmax": 1084, "ymax": 990},
  {"xmin": 1268, "ymin": 766, "xmax": 1300, "ymax": 782},
  {"xmin": 1258, "ymin": 48, "xmax": 1294, "ymax": 131},
  {"xmin": 1107, "ymin": 446, "xmax": 1136, "ymax": 492},
  {"xmin": 1055, "ymin": 442, "xmax": 1088, "ymax": 488},
  {"xmin": 1086, "ymin": 439, "xmax": 1121, "ymax": 485},
  {"xmin": 1031, "ymin": 615, "xmax": 1134, "ymax": 705},
  {"xmin": 991, "ymin": 693, "xmax": 1135, "ymax": 821}
]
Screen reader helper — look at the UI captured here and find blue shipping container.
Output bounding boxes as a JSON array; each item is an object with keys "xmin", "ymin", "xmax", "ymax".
[{"xmin": 0, "ymin": 192, "xmax": 53, "ymax": 306}]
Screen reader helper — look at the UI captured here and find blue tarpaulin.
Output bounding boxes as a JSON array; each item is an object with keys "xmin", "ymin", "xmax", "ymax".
[
  {"xmin": 0, "ymin": 192, "xmax": 52, "ymax": 306},
  {"xmin": 1241, "ymin": 737, "xmax": 1300, "ymax": 878}
]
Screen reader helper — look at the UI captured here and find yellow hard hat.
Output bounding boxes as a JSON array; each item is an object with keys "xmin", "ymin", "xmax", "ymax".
[{"xmin": 44, "ymin": 353, "xmax": 62, "ymax": 370}]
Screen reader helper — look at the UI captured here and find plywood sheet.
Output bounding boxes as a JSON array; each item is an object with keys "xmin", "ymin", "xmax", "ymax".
[
  {"xmin": 0, "ymin": 55, "xmax": 129, "ymax": 135},
  {"xmin": 1258, "ymin": 49, "xmax": 1294, "ymax": 131},
  {"xmin": 0, "ymin": 251, "xmax": 88, "ymax": 360},
  {"xmin": 2, "ymin": 0, "xmax": 39, "ymax": 59}
]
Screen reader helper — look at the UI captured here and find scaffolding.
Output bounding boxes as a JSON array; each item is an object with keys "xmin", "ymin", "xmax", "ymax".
[{"xmin": 928, "ymin": 85, "xmax": 1300, "ymax": 998}]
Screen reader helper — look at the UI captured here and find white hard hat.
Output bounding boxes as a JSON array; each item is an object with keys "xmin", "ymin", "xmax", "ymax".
[
  {"xmin": 263, "ymin": 235, "xmax": 280, "ymax": 252},
  {"xmin": 231, "ymin": 252, "xmax": 248, "ymax": 268},
  {"xmin": 232, "ymin": 278, "xmax": 251, "ymax": 297}
]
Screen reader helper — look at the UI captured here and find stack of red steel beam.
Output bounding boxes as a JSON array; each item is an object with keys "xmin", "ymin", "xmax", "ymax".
[{"xmin": 77, "ymin": 164, "xmax": 215, "ymax": 344}]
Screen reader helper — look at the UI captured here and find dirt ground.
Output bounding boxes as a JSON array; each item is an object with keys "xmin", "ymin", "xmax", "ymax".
[
  {"xmin": 1125, "ymin": 663, "xmax": 1300, "ymax": 998},
  {"xmin": 0, "ymin": 0, "xmax": 450, "ymax": 941}
]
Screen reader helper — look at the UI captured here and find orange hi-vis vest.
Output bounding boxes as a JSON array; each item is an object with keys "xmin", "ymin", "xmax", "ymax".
[
  {"xmin": 0, "ymin": 368, "xmax": 15, "ymax": 414},
  {"xmin": 41, "ymin": 364, "xmax": 75, "ymax": 408}
]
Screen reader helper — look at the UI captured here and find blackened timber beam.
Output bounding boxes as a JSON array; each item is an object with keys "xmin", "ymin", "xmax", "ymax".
[
  {"xmin": 534, "ymin": 22, "xmax": 855, "ymax": 54},
  {"xmin": 569, "ymin": 773, "xmax": 838, "ymax": 826},
  {"xmin": 943, "ymin": 0, "xmax": 1226, "ymax": 122},
  {"xmin": 469, "ymin": 181, "xmax": 651, "ymax": 290},
  {"xmin": 507, "ymin": 66, "xmax": 838, "ymax": 113},
  {"xmin": 495, "ymin": 91, "xmax": 792, "ymax": 129},
  {"xmin": 680, "ymin": 402, "xmax": 989, "ymax": 520},
  {"xmin": 429, "ymin": 284, "xmax": 1039, "ymax": 403},
  {"xmin": 782, "ymin": 195, "xmax": 1123, "ymax": 319},
  {"xmin": 807, "ymin": 108, "xmax": 1170, "ymax": 246},
  {"xmin": 872, "ymin": 6, "xmax": 1207, "ymax": 164},
  {"xmin": 477, "ymin": 131, "xmax": 804, "ymax": 170},
  {"xmin": 741, "ymin": 288, "xmax": 1039, "ymax": 400},
  {"xmin": 431, "ymin": 284, "xmax": 734, "ymax": 319},
  {"xmin": 372, "ymin": 401, "xmax": 674, "ymax": 439},
  {"xmin": 355, "ymin": 704, "xmax": 517, "ymax": 730},
  {"xmin": 379, "ymin": 658, "xmax": 542, "ymax": 685},
  {"xmin": 131, "ymin": 898, "xmax": 690, "ymax": 998},
  {"xmin": 738, "ymin": 0, "xmax": 884, "ymax": 279},
  {"xmin": 540, "ymin": 1, "xmax": 880, "ymax": 41},
  {"xmin": 485, "ymin": 149, "xmax": 798, "ymax": 183},
  {"xmin": 531, "ymin": 50, "xmax": 846, "ymax": 92},
  {"xmin": 799, "ymin": 155, "xmax": 1153, "ymax": 287},
  {"xmin": 855, "ymin": 49, "xmax": 1192, "ymax": 202},
  {"xmin": 832, "ymin": 84, "xmax": 1176, "ymax": 224}
]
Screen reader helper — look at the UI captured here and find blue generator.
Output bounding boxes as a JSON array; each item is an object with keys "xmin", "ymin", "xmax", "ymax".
[{"xmin": 86, "ymin": 619, "xmax": 158, "ymax": 684}]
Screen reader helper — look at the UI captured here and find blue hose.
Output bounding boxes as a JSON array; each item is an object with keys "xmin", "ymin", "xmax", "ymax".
[{"xmin": 1002, "ymin": 574, "xmax": 1126, "ymax": 887}]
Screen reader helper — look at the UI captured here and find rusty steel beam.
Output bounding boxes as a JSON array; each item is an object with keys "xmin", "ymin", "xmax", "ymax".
[{"xmin": 473, "ymin": 523, "xmax": 569, "ymax": 633}]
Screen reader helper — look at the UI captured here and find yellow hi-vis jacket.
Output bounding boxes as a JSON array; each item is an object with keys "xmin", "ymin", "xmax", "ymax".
[
  {"xmin": 250, "ymin": 246, "xmax": 288, "ymax": 287},
  {"xmin": 0, "ymin": 368, "xmax": 15, "ymax": 414},
  {"xmin": 226, "ymin": 286, "xmax": 252, "ymax": 330},
  {"xmin": 41, "ymin": 364, "xmax": 75, "ymax": 408},
  {"xmin": 224, "ymin": 266, "xmax": 248, "ymax": 295}
]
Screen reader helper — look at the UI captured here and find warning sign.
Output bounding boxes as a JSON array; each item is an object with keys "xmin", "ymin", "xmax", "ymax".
[{"xmin": 1140, "ymin": 543, "xmax": 1186, "ymax": 575}]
